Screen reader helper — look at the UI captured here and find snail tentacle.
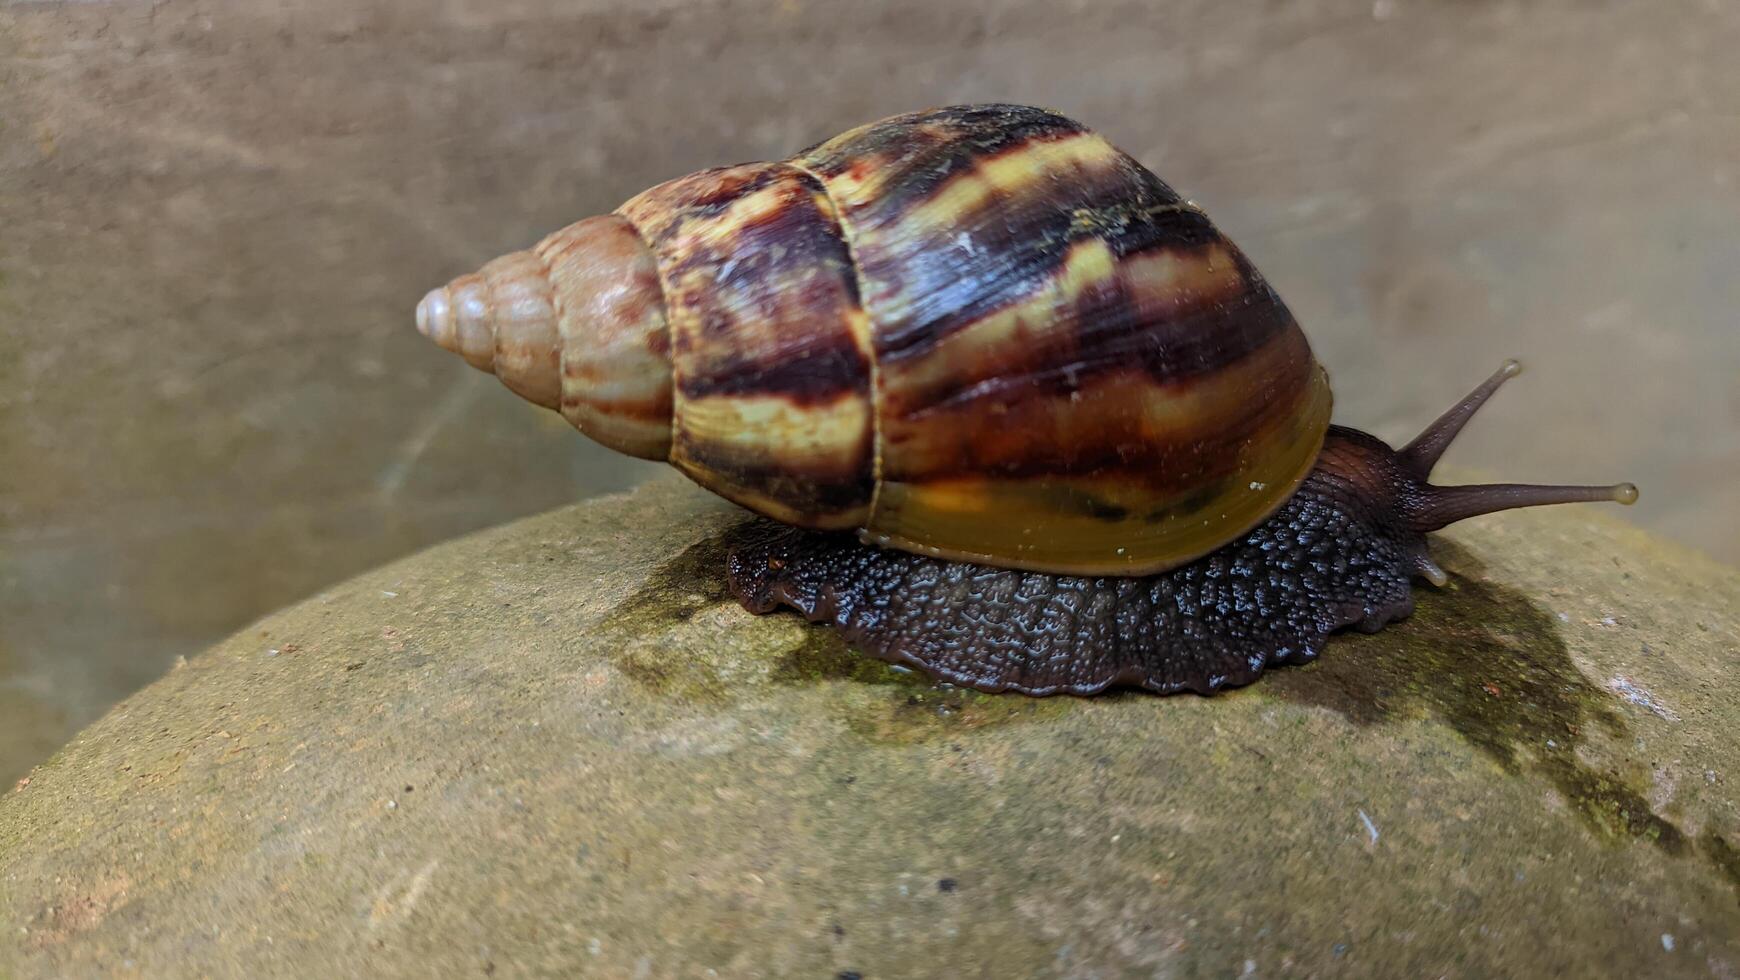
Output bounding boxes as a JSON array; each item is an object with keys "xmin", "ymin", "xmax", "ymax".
[
  {"xmin": 1403, "ymin": 481, "xmax": 1639, "ymax": 534},
  {"xmin": 1388, "ymin": 361, "xmax": 1638, "ymax": 533},
  {"xmin": 1398, "ymin": 358, "xmax": 1522, "ymax": 475}
]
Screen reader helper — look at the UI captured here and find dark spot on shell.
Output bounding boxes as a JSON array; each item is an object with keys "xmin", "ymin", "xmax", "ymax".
[
  {"xmin": 1078, "ymin": 496, "xmax": 1131, "ymax": 522},
  {"xmin": 643, "ymin": 315, "xmax": 671, "ymax": 357}
]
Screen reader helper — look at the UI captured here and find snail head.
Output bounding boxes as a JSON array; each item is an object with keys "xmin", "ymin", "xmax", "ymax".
[{"xmin": 1315, "ymin": 360, "xmax": 1637, "ymax": 584}]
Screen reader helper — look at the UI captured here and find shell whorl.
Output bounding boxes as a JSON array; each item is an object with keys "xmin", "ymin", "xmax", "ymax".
[
  {"xmin": 415, "ymin": 104, "xmax": 1333, "ymax": 575},
  {"xmin": 416, "ymin": 214, "xmax": 674, "ymax": 460}
]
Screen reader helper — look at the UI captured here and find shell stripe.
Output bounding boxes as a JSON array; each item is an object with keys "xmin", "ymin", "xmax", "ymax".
[
  {"xmin": 873, "ymin": 236, "xmax": 1278, "ymax": 427},
  {"xmin": 882, "ymin": 326, "xmax": 1322, "ymax": 492},
  {"xmin": 671, "ymin": 394, "xmax": 880, "ymax": 520},
  {"xmin": 866, "ymin": 352, "xmax": 1331, "ymax": 575},
  {"xmin": 797, "ymin": 113, "xmax": 1225, "ymax": 364},
  {"xmin": 796, "ymin": 103, "xmax": 1090, "ymax": 220},
  {"xmin": 782, "ymin": 155, "xmax": 887, "ymax": 513},
  {"xmin": 793, "ymin": 104, "xmax": 1330, "ymax": 573},
  {"xmin": 616, "ymin": 162, "xmax": 876, "ymax": 529}
]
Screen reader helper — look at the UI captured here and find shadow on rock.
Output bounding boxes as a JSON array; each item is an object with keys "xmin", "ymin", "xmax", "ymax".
[
  {"xmin": 599, "ymin": 523, "xmax": 1073, "ymax": 742},
  {"xmin": 1269, "ymin": 539, "xmax": 1738, "ymax": 895}
]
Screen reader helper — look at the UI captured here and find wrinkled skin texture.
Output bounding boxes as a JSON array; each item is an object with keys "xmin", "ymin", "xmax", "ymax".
[{"xmin": 728, "ymin": 427, "xmax": 1435, "ymax": 695}]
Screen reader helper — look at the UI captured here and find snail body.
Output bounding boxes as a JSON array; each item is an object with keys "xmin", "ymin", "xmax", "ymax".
[{"xmin": 416, "ymin": 104, "xmax": 1636, "ymax": 695}]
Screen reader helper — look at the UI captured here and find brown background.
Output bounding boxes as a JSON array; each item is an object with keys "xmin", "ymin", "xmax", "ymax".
[{"xmin": 2, "ymin": 0, "xmax": 1736, "ymax": 783}]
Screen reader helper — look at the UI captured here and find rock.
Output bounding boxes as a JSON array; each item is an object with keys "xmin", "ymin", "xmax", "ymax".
[{"xmin": 2, "ymin": 476, "xmax": 1738, "ymax": 977}]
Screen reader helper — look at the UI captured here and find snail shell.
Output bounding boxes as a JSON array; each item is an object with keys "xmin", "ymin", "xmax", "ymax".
[{"xmin": 417, "ymin": 104, "xmax": 1332, "ymax": 575}]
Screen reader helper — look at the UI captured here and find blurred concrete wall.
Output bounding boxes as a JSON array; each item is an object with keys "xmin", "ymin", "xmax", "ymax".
[{"xmin": 2, "ymin": 0, "xmax": 1736, "ymax": 781}]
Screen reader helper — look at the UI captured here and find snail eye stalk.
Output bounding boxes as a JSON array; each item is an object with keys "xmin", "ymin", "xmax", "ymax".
[
  {"xmin": 1397, "ymin": 359, "xmax": 1638, "ymax": 533},
  {"xmin": 1399, "ymin": 358, "xmax": 1521, "ymax": 476}
]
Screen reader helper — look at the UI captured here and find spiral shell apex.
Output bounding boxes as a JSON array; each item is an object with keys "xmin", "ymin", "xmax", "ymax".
[
  {"xmin": 417, "ymin": 215, "xmax": 675, "ymax": 461},
  {"xmin": 415, "ymin": 104, "xmax": 1334, "ymax": 575}
]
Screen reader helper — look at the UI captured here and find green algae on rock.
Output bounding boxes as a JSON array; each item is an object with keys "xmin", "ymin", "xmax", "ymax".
[{"xmin": 2, "ymin": 476, "xmax": 1739, "ymax": 978}]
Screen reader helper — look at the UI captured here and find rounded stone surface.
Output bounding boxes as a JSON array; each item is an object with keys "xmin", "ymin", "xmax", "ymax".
[{"xmin": 3, "ymin": 477, "xmax": 1739, "ymax": 977}]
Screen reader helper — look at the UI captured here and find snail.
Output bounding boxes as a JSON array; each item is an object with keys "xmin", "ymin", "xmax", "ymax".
[{"xmin": 414, "ymin": 103, "xmax": 1637, "ymax": 696}]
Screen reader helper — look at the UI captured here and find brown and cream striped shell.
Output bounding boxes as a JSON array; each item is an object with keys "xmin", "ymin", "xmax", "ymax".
[{"xmin": 415, "ymin": 104, "xmax": 1332, "ymax": 575}]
